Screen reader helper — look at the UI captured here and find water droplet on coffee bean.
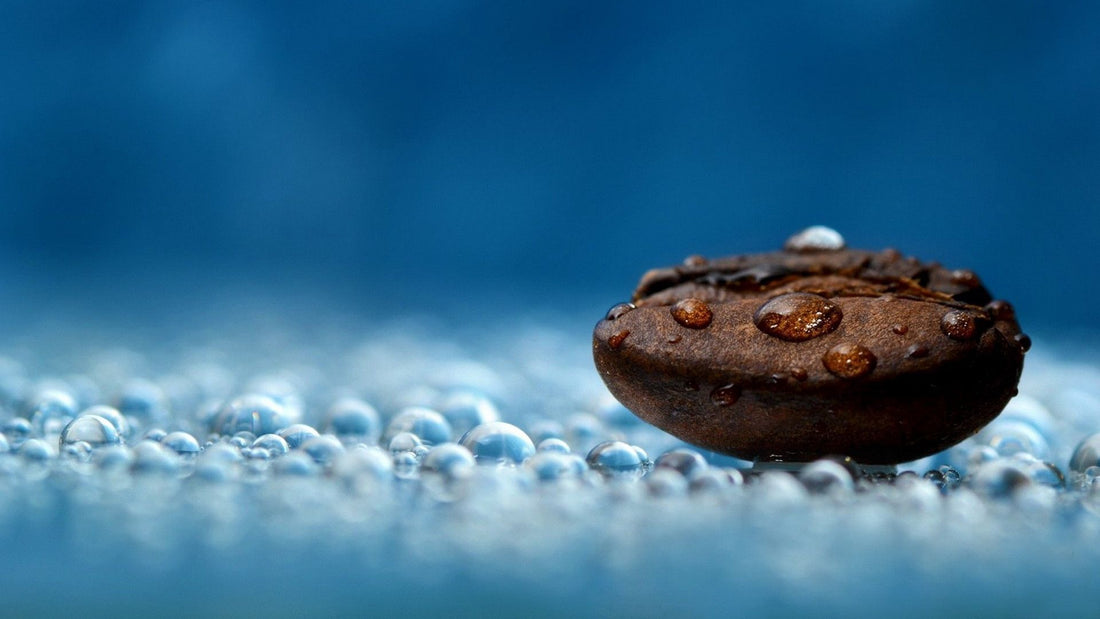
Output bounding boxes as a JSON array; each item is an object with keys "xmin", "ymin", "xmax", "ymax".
[
  {"xmin": 753, "ymin": 293, "xmax": 842, "ymax": 342},
  {"xmin": 605, "ymin": 303, "xmax": 635, "ymax": 321},
  {"xmin": 941, "ymin": 310, "xmax": 977, "ymax": 341},
  {"xmin": 783, "ymin": 226, "xmax": 846, "ymax": 252},
  {"xmin": 710, "ymin": 384, "xmax": 740, "ymax": 406},
  {"xmin": 670, "ymin": 298, "xmax": 713, "ymax": 329},
  {"xmin": 822, "ymin": 343, "xmax": 877, "ymax": 379}
]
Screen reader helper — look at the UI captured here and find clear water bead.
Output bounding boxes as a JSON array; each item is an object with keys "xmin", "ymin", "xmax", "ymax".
[
  {"xmin": 324, "ymin": 397, "xmax": 381, "ymax": 443},
  {"xmin": 586, "ymin": 441, "xmax": 644, "ymax": 479},
  {"xmin": 300, "ymin": 435, "xmax": 345, "ymax": 465},
  {"xmin": 80, "ymin": 405, "xmax": 130, "ymax": 439},
  {"xmin": 215, "ymin": 394, "xmax": 292, "ymax": 437},
  {"xmin": 161, "ymin": 431, "xmax": 201, "ymax": 457},
  {"xmin": 277, "ymin": 424, "xmax": 320, "ymax": 449},
  {"xmin": 251, "ymin": 434, "xmax": 290, "ymax": 457},
  {"xmin": 799, "ymin": 459, "xmax": 855, "ymax": 494},
  {"xmin": 383, "ymin": 407, "xmax": 452, "ymax": 446},
  {"xmin": 459, "ymin": 422, "xmax": 536, "ymax": 465},
  {"xmin": 59, "ymin": 415, "xmax": 121, "ymax": 450},
  {"xmin": 29, "ymin": 389, "xmax": 79, "ymax": 437},
  {"xmin": 654, "ymin": 449, "xmax": 708, "ymax": 479}
]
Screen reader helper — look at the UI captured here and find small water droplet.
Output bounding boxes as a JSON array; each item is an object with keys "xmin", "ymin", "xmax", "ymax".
[
  {"xmin": 682, "ymin": 254, "xmax": 708, "ymax": 267},
  {"xmin": 277, "ymin": 423, "xmax": 320, "ymax": 449},
  {"xmin": 385, "ymin": 407, "xmax": 452, "ymax": 446},
  {"xmin": 586, "ymin": 440, "xmax": 644, "ymax": 479},
  {"xmin": 753, "ymin": 293, "xmax": 842, "ymax": 342},
  {"xmin": 950, "ymin": 269, "xmax": 982, "ymax": 287},
  {"xmin": 608, "ymin": 330, "xmax": 630, "ymax": 350},
  {"xmin": 783, "ymin": 226, "xmax": 846, "ymax": 252},
  {"xmin": 161, "ymin": 431, "xmax": 201, "ymax": 457},
  {"xmin": 941, "ymin": 310, "xmax": 977, "ymax": 341},
  {"xmin": 790, "ymin": 367, "xmax": 808, "ymax": 382},
  {"xmin": 822, "ymin": 343, "xmax": 877, "ymax": 379},
  {"xmin": 710, "ymin": 384, "xmax": 740, "ymax": 406},
  {"xmin": 986, "ymin": 300, "xmax": 1016, "ymax": 321},
  {"xmin": 605, "ymin": 303, "xmax": 635, "ymax": 321},
  {"xmin": 1014, "ymin": 333, "xmax": 1032, "ymax": 352},
  {"xmin": 670, "ymin": 298, "xmax": 713, "ymax": 329},
  {"xmin": 667, "ymin": 333, "xmax": 682, "ymax": 344},
  {"xmin": 906, "ymin": 344, "xmax": 930, "ymax": 359},
  {"xmin": 891, "ymin": 324, "xmax": 909, "ymax": 335}
]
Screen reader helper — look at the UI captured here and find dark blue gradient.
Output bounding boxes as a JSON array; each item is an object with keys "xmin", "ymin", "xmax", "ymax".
[{"xmin": 0, "ymin": 2, "xmax": 1096, "ymax": 327}]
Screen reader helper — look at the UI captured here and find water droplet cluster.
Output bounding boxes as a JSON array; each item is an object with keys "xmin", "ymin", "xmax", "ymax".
[{"xmin": 0, "ymin": 292, "xmax": 1083, "ymax": 616}]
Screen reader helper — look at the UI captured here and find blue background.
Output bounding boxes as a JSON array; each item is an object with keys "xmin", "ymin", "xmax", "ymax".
[{"xmin": 0, "ymin": 1, "xmax": 1096, "ymax": 329}]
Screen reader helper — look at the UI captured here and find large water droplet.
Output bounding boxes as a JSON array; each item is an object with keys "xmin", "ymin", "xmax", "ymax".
[
  {"xmin": 783, "ymin": 226, "xmax": 846, "ymax": 252},
  {"xmin": 586, "ymin": 440, "xmax": 645, "ymax": 479},
  {"xmin": 459, "ymin": 422, "xmax": 535, "ymax": 465},
  {"xmin": 753, "ymin": 293, "xmax": 842, "ymax": 342},
  {"xmin": 822, "ymin": 343, "xmax": 877, "ymax": 379},
  {"xmin": 670, "ymin": 298, "xmax": 713, "ymax": 329},
  {"xmin": 941, "ymin": 310, "xmax": 978, "ymax": 341},
  {"xmin": 59, "ymin": 415, "xmax": 121, "ymax": 450}
]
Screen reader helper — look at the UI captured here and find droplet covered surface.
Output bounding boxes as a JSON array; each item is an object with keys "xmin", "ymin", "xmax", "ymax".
[{"xmin": 593, "ymin": 229, "xmax": 1028, "ymax": 464}]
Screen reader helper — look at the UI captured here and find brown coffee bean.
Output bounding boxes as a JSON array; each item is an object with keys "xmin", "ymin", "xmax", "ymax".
[{"xmin": 592, "ymin": 227, "xmax": 1028, "ymax": 465}]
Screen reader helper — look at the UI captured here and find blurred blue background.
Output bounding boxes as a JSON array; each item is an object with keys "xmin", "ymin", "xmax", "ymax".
[{"xmin": 0, "ymin": 1, "xmax": 1096, "ymax": 329}]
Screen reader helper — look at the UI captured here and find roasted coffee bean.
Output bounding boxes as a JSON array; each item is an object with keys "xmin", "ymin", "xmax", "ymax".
[{"xmin": 592, "ymin": 227, "xmax": 1028, "ymax": 464}]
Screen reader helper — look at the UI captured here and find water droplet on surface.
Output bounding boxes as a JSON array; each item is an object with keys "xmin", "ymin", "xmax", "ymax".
[
  {"xmin": 709, "ymin": 384, "xmax": 740, "ymax": 407},
  {"xmin": 891, "ymin": 324, "xmax": 909, "ymax": 335},
  {"xmin": 654, "ymin": 449, "xmax": 709, "ymax": 479},
  {"xmin": 969, "ymin": 459, "xmax": 1032, "ymax": 498},
  {"xmin": 421, "ymin": 443, "xmax": 476, "ymax": 477},
  {"xmin": 388, "ymin": 431, "xmax": 423, "ymax": 454},
  {"xmin": 1014, "ymin": 333, "xmax": 1032, "ymax": 352},
  {"xmin": 438, "ymin": 390, "xmax": 500, "ymax": 437},
  {"xmin": 906, "ymin": 344, "xmax": 930, "ymax": 359},
  {"xmin": 162, "ymin": 432, "xmax": 201, "ymax": 457},
  {"xmin": 2, "ymin": 417, "xmax": 32, "ymax": 449},
  {"xmin": 300, "ymin": 435, "xmax": 345, "ymax": 465},
  {"xmin": 753, "ymin": 293, "xmax": 842, "ymax": 342},
  {"xmin": 823, "ymin": 343, "xmax": 877, "ymax": 379},
  {"xmin": 459, "ymin": 422, "xmax": 536, "ymax": 465},
  {"xmin": 29, "ymin": 389, "xmax": 78, "ymax": 437},
  {"xmin": 527, "ymin": 451, "xmax": 586, "ymax": 482},
  {"xmin": 799, "ymin": 459, "xmax": 855, "ymax": 494},
  {"xmin": 324, "ymin": 397, "xmax": 381, "ymax": 443},
  {"xmin": 941, "ymin": 310, "xmax": 978, "ymax": 341},
  {"xmin": 1070, "ymin": 433, "xmax": 1100, "ymax": 474},
  {"xmin": 20, "ymin": 437, "xmax": 55, "ymax": 462},
  {"xmin": 790, "ymin": 367, "xmax": 808, "ymax": 382},
  {"xmin": 586, "ymin": 440, "xmax": 644, "ymax": 479},
  {"xmin": 604, "ymin": 303, "xmax": 635, "ymax": 321},
  {"xmin": 60, "ymin": 415, "xmax": 121, "ymax": 449},
  {"xmin": 985, "ymin": 299, "xmax": 1016, "ymax": 321},
  {"xmin": 670, "ymin": 298, "xmax": 713, "ymax": 329},
  {"xmin": 214, "ymin": 394, "xmax": 290, "ymax": 437},
  {"xmin": 536, "ymin": 437, "xmax": 571, "ymax": 453},
  {"xmin": 607, "ymin": 330, "xmax": 630, "ymax": 350},
  {"xmin": 251, "ymin": 433, "xmax": 290, "ymax": 456},
  {"xmin": 80, "ymin": 405, "xmax": 130, "ymax": 439},
  {"xmin": 783, "ymin": 226, "xmax": 846, "ymax": 252},
  {"xmin": 277, "ymin": 424, "xmax": 320, "ymax": 449},
  {"xmin": 130, "ymin": 441, "xmax": 179, "ymax": 475},
  {"xmin": 666, "ymin": 333, "xmax": 682, "ymax": 344},
  {"xmin": 950, "ymin": 269, "xmax": 982, "ymax": 287},
  {"xmin": 383, "ymin": 407, "xmax": 452, "ymax": 446}
]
